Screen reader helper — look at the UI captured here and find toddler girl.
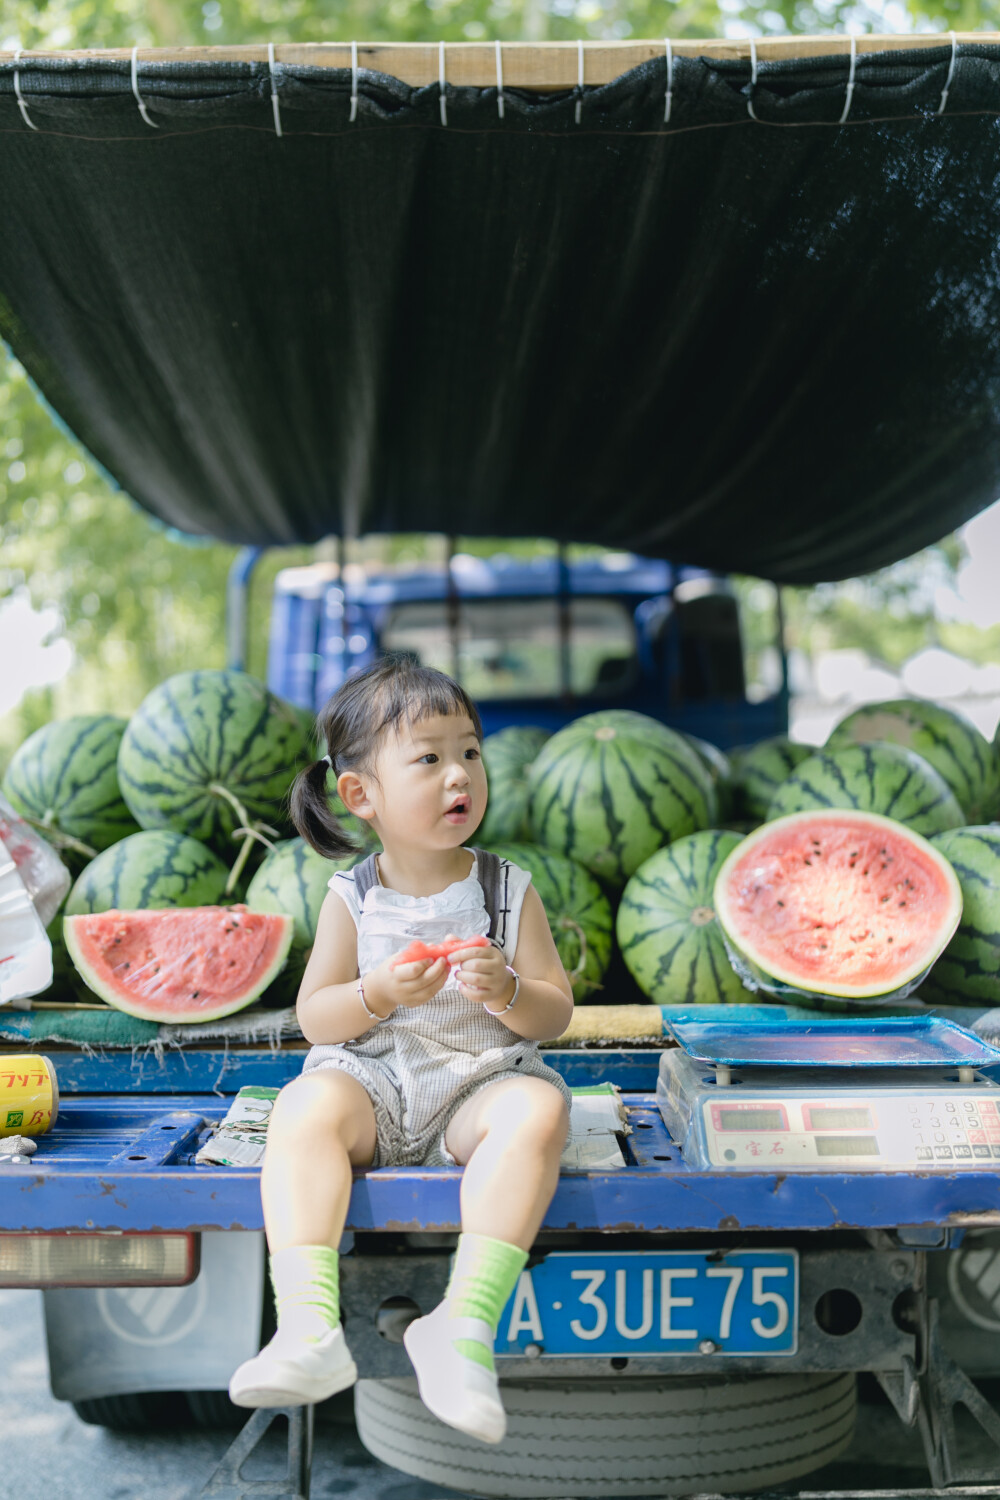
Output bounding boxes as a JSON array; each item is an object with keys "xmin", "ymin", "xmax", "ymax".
[{"xmin": 228, "ymin": 657, "xmax": 574, "ymax": 1444}]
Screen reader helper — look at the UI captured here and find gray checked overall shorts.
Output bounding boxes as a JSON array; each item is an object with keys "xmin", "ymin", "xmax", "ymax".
[{"xmin": 301, "ymin": 849, "xmax": 572, "ymax": 1167}]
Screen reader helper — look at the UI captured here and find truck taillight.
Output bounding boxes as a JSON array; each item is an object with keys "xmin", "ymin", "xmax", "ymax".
[{"xmin": 0, "ymin": 1232, "xmax": 199, "ymax": 1288}]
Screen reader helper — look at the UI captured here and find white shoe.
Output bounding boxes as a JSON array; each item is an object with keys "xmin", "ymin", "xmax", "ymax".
[
  {"xmin": 403, "ymin": 1302, "xmax": 507, "ymax": 1444},
  {"xmin": 229, "ymin": 1324, "xmax": 358, "ymax": 1408}
]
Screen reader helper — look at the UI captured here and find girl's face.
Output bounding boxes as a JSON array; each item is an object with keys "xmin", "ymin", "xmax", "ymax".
[{"xmin": 342, "ymin": 710, "xmax": 487, "ymax": 853}]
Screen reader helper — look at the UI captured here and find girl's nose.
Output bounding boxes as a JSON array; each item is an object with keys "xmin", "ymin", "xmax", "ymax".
[{"xmin": 446, "ymin": 760, "xmax": 470, "ymax": 785}]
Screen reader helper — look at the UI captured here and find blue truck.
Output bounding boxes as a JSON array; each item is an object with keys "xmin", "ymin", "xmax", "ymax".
[
  {"xmin": 5, "ymin": 547, "xmax": 1000, "ymax": 1499},
  {"xmin": 5, "ymin": 34, "xmax": 1000, "ymax": 1499}
]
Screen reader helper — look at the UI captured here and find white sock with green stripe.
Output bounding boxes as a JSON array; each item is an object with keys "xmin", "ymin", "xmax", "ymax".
[
  {"xmin": 228, "ymin": 1244, "xmax": 358, "ymax": 1409},
  {"xmin": 403, "ymin": 1232, "xmax": 528, "ymax": 1444},
  {"xmin": 270, "ymin": 1244, "xmax": 341, "ymax": 1342}
]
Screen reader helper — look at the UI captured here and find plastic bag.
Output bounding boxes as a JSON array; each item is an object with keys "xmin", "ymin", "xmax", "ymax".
[
  {"xmin": 0, "ymin": 794, "xmax": 71, "ymax": 1006},
  {"xmin": 0, "ymin": 792, "xmax": 72, "ymax": 928}
]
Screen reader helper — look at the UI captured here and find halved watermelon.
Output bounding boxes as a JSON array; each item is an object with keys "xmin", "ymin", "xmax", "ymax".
[
  {"xmin": 63, "ymin": 905, "xmax": 294, "ymax": 1022},
  {"xmin": 713, "ymin": 810, "xmax": 962, "ymax": 1005}
]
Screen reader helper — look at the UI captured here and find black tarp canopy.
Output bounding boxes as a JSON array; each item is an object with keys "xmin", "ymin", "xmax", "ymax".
[{"xmin": 2, "ymin": 38, "xmax": 1000, "ymax": 583}]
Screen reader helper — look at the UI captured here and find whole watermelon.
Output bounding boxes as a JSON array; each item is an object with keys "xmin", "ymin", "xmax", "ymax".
[
  {"xmin": 480, "ymin": 840, "xmax": 613, "ymax": 1000},
  {"xmin": 117, "ymin": 671, "xmax": 312, "ymax": 858},
  {"xmin": 680, "ymin": 735, "xmax": 734, "ymax": 821},
  {"xmin": 528, "ymin": 710, "xmax": 715, "ymax": 888},
  {"xmin": 767, "ymin": 742, "xmax": 965, "ymax": 838},
  {"xmin": 2, "ymin": 715, "xmax": 140, "ymax": 871},
  {"xmin": 479, "ymin": 726, "xmax": 552, "ymax": 845},
  {"xmin": 246, "ymin": 837, "xmax": 361, "ymax": 1005},
  {"xmin": 729, "ymin": 736, "xmax": 813, "ymax": 824},
  {"xmin": 920, "ymin": 827, "xmax": 1000, "ymax": 1004},
  {"xmin": 617, "ymin": 831, "xmax": 750, "ymax": 1004},
  {"xmin": 827, "ymin": 699, "xmax": 996, "ymax": 823},
  {"xmin": 65, "ymin": 831, "xmax": 230, "ymax": 915}
]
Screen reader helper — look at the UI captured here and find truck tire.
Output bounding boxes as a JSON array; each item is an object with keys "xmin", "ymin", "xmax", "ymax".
[
  {"xmin": 71, "ymin": 1391, "xmax": 192, "ymax": 1432},
  {"xmin": 355, "ymin": 1372, "xmax": 856, "ymax": 1498}
]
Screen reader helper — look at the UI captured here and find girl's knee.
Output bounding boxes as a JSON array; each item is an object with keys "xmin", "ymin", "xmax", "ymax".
[
  {"xmin": 269, "ymin": 1071, "xmax": 363, "ymax": 1140},
  {"xmin": 489, "ymin": 1079, "xmax": 569, "ymax": 1145}
]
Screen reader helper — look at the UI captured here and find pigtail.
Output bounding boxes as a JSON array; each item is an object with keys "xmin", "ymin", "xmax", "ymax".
[{"xmin": 288, "ymin": 757, "xmax": 364, "ymax": 861}]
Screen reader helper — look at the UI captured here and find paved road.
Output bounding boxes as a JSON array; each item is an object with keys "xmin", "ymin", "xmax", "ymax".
[
  {"xmin": 0, "ymin": 1288, "xmax": 460, "ymax": 1500},
  {"xmin": 7, "ymin": 1285, "xmax": 999, "ymax": 1499}
]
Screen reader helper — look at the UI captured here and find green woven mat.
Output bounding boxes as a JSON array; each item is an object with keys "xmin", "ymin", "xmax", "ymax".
[{"xmin": 0, "ymin": 1008, "xmax": 158, "ymax": 1047}]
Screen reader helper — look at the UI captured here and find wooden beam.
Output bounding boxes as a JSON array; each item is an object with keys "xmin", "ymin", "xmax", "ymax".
[{"xmin": 0, "ymin": 36, "xmax": 991, "ymax": 91}]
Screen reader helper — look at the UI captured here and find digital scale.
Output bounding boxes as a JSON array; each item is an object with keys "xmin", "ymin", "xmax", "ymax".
[{"xmin": 656, "ymin": 1016, "xmax": 1000, "ymax": 1171}]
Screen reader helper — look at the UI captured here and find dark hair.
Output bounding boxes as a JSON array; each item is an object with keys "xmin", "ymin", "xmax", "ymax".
[{"xmin": 289, "ymin": 656, "xmax": 483, "ymax": 861}]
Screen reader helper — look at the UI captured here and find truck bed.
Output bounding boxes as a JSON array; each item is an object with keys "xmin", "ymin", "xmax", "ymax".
[{"xmin": 4, "ymin": 1050, "xmax": 1000, "ymax": 1237}]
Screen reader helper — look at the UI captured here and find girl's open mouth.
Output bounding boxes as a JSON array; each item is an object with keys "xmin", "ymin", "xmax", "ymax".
[{"xmin": 444, "ymin": 798, "xmax": 470, "ymax": 822}]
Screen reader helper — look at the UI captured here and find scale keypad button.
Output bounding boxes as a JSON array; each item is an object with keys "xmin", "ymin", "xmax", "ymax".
[
  {"xmin": 964, "ymin": 1102, "xmax": 977, "ymax": 1111},
  {"xmin": 915, "ymin": 1147, "xmax": 933, "ymax": 1161},
  {"xmin": 954, "ymin": 1145, "xmax": 973, "ymax": 1159},
  {"xmin": 991, "ymin": 1146, "xmax": 1000, "ymax": 1159},
  {"xmin": 970, "ymin": 1130, "xmax": 987, "ymax": 1145},
  {"xmin": 935, "ymin": 1147, "xmax": 954, "ymax": 1159},
  {"xmin": 974, "ymin": 1146, "xmax": 992, "ymax": 1159}
]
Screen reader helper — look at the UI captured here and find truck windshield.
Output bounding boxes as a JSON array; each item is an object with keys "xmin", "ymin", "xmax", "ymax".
[{"xmin": 382, "ymin": 597, "xmax": 637, "ymax": 700}]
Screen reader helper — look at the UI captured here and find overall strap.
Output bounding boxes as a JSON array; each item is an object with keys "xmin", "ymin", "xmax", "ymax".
[
  {"xmin": 472, "ymin": 849, "xmax": 511, "ymax": 949},
  {"xmin": 352, "ymin": 853, "xmax": 380, "ymax": 906}
]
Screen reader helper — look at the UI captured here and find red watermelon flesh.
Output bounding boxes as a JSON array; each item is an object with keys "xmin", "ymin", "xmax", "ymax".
[
  {"xmin": 63, "ymin": 904, "xmax": 294, "ymax": 1022},
  {"xmin": 713, "ymin": 811, "xmax": 963, "ymax": 1000}
]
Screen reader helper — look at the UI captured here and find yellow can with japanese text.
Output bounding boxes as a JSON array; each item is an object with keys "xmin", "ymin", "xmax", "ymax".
[{"xmin": 0, "ymin": 1055, "xmax": 58, "ymax": 1137}]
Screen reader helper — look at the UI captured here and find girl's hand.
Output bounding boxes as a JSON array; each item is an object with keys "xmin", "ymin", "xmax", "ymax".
[
  {"xmin": 445, "ymin": 933, "xmax": 516, "ymax": 1010},
  {"xmin": 364, "ymin": 951, "xmax": 450, "ymax": 1015}
]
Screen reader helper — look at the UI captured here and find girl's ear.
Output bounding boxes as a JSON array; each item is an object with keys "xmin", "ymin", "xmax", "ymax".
[{"xmin": 337, "ymin": 769, "xmax": 375, "ymax": 820}]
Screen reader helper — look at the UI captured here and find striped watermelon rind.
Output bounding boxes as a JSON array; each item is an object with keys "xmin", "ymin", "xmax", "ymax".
[
  {"xmin": 479, "ymin": 726, "xmax": 552, "ymax": 845},
  {"xmin": 729, "ymin": 736, "xmax": 813, "ymax": 824},
  {"xmin": 2, "ymin": 715, "xmax": 140, "ymax": 865},
  {"xmin": 480, "ymin": 840, "xmax": 613, "ymax": 1001},
  {"xmin": 617, "ymin": 830, "xmax": 751, "ymax": 1005},
  {"xmin": 246, "ymin": 837, "xmax": 359, "ymax": 955},
  {"xmin": 117, "ymin": 670, "xmax": 313, "ymax": 856},
  {"xmin": 528, "ymin": 710, "xmax": 716, "ymax": 888},
  {"xmin": 827, "ymin": 699, "xmax": 996, "ymax": 824},
  {"xmin": 680, "ymin": 735, "xmax": 734, "ymax": 821},
  {"xmin": 766, "ymin": 742, "xmax": 965, "ymax": 839},
  {"xmin": 920, "ymin": 827, "xmax": 1000, "ymax": 1005},
  {"xmin": 714, "ymin": 809, "xmax": 963, "ymax": 1005},
  {"xmin": 65, "ymin": 830, "xmax": 230, "ymax": 916}
]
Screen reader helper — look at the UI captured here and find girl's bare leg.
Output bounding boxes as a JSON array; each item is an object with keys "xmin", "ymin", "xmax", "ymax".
[
  {"xmin": 444, "ymin": 1075, "xmax": 570, "ymax": 1248},
  {"xmin": 402, "ymin": 1077, "xmax": 569, "ymax": 1444},
  {"xmin": 261, "ymin": 1069, "xmax": 377, "ymax": 1251},
  {"xmin": 230, "ymin": 1070, "xmax": 377, "ymax": 1409}
]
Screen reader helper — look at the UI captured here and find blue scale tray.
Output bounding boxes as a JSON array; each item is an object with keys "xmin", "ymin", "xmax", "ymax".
[{"xmin": 665, "ymin": 1016, "xmax": 1000, "ymax": 1070}]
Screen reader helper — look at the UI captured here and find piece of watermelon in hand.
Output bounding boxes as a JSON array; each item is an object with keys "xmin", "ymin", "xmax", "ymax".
[{"xmin": 391, "ymin": 934, "xmax": 490, "ymax": 968}]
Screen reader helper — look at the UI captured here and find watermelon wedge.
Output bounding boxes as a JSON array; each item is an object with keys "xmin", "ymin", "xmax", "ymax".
[
  {"xmin": 713, "ymin": 810, "xmax": 962, "ymax": 1005},
  {"xmin": 391, "ymin": 935, "xmax": 491, "ymax": 968},
  {"xmin": 63, "ymin": 905, "xmax": 294, "ymax": 1022}
]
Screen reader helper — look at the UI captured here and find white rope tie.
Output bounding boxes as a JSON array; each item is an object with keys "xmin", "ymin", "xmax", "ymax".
[
  {"xmin": 131, "ymin": 46, "xmax": 159, "ymax": 128},
  {"xmin": 838, "ymin": 34, "xmax": 857, "ymax": 125},
  {"xmin": 575, "ymin": 39, "xmax": 584, "ymax": 125},
  {"xmin": 350, "ymin": 40, "xmax": 358, "ymax": 122},
  {"xmin": 664, "ymin": 37, "xmax": 674, "ymax": 124},
  {"xmin": 747, "ymin": 37, "xmax": 758, "ymax": 122},
  {"xmin": 496, "ymin": 39, "xmax": 504, "ymax": 120},
  {"xmin": 267, "ymin": 42, "xmax": 283, "ymax": 137},
  {"xmin": 938, "ymin": 30, "xmax": 958, "ymax": 116},
  {"xmin": 13, "ymin": 48, "xmax": 37, "ymax": 132},
  {"xmin": 439, "ymin": 41, "xmax": 447, "ymax": 126}
]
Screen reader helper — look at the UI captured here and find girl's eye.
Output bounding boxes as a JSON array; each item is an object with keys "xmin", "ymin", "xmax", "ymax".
[
  {"xmin": 465, "ymin": 748, "xmax": 481, "ymax": 760},
  {"xmin": 419, "ymin": 753, "xmax": 439, "ymax": 764}
]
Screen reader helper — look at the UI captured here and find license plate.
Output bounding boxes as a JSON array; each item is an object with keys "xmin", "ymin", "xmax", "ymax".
[{"xmin": 496, "ymin": 1250, "xmax": 798, "ymax": 1358}]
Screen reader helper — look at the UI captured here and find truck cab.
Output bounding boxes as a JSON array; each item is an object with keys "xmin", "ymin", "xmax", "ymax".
[{"xmin": 262, "ymin": 544, "xmax": 788, "ymax": 748}]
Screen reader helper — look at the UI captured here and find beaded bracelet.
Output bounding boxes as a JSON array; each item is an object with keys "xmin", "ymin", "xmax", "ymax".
[
  {"xmin": 484, "ymin": 966, "xmax": 520, "ymax": 1015},
  {"xmin": 357, "ymin": 976, "xmax": 384, "ymax": 1022}
]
